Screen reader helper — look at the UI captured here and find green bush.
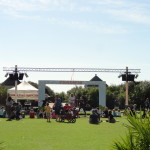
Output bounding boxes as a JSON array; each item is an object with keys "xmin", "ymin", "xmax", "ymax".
[{"xmin": 112, "ymin": 111, "xmax": 150, "ymax": 150}]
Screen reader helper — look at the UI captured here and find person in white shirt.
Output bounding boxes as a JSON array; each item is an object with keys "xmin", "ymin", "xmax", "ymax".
[
  {"xmin": 69, "ymin": 93, "xmax": 76, "ymax": 108},
  {"xmin": 117, "ymin": 109, "xmax": 122, "ymax": 117}
]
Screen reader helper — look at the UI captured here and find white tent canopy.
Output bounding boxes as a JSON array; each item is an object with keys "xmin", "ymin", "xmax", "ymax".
[{"xmin": 7, "ymin": 81, "xmax": 38, "ymax": 100}]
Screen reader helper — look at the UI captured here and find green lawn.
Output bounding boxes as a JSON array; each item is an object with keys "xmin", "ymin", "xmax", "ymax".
[{"xmin": 0, "ymin": 116, "xmax": 128, "ymax": 150}]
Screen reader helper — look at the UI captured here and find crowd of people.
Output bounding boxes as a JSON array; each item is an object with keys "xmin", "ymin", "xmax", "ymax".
[
  {"xmin": 1, "ymin": 95, "xmax": 24, "ymax": 121},
  {"xmin": 0, "ymin": 93, "xmax": 89, "ymax": 122},
  {"xmin": 45, "ymin": 94, "xmax": 83, "ymax": 122},
  {"xmin": 89, "ymin": 107, "xmax": 121, "ymax": 124},
  {"xmin": 0, "ymin": 94, "xmax": 150, "ymax": 124},
  {"xmin": 41, "ymin": 94, "xmax": 122, "ymax": 124},
  {"xmin": 41, "ymin": 94, "xmax": 123, "ymax": 124}
]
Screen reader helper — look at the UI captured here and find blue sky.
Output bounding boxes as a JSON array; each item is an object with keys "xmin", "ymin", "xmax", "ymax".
[{"xmin": 0, "ymin": 0, "xmax": 150, "ymax": 93}]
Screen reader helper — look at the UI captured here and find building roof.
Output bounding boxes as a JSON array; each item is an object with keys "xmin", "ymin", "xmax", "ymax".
[
  {"xmin": 1, "ymin": 77, "xmax": 21, "ymax": 86},
  {"xmin": 90, "ymin": 74, "xmax": 103, "ymax": 81}
]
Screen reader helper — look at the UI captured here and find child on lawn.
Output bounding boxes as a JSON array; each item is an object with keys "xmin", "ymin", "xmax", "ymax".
[{"xmin": 44, "ymin": 102, "xmax": 52, "ymax": 122}]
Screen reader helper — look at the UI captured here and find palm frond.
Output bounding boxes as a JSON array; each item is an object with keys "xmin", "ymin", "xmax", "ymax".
[{"xmin": 112, "ymin": 110, "xmax": 150, "ymax": 150}]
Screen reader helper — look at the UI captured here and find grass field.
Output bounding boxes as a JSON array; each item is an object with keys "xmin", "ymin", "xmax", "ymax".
[{"xmin": 0, "ymin": 116, "xmax": 128, "ymax": 150}]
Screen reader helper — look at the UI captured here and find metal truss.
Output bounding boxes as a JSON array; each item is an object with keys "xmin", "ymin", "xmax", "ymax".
[{"xmin": 3, "ymin": 67, "xmax": 141, "ymax": 74}]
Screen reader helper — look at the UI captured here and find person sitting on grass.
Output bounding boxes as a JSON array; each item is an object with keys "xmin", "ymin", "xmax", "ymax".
[
  {"xmin": 108, "ymin": 110, "xmax": 116, "ymax": 123},
  {"xmin": 142, "ymin": 108, "xmax": 148, "ymax": 119},
  {"xmin": 94, "ymin": 107, "xmax": 101, "ymax": 122},
  {"xmin": 102, "ymin": 107, "xmax": 109, "ymax": 118},
  {"xmin": 72, "ymin": 107, "xmax": 79, "ymax": 118},
  {"xmin": 44, "ymin": 102, "xmax": 52, "ymax": 122},
  {"xmin": 29, "ymin": 108, "xmax": 35, "ymax": 119},
  {"xmin": 112, "ymin": 109, "xmax": 117, "ymax": 117},
  {"xmin": 117, "ymin": 109, "xmax": 122, "ymax": 117},
  {"xmin": 89, "ymin": 110, "xmax": 99, "ymax": 124},
  {"xmin": 37, "ymin": 109, "xmax": 43, "ymax": 119},
  {"xmin": 0, "ymin": 106, "xmax": 5, "ymax": 118}
]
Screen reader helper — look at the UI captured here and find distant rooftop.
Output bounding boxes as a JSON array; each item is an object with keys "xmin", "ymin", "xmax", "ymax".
[
  {"xmin": 1, "ymin": 77, "xmax": 21, "ymax": 86},
  {"xmin": 90, "ymin": 74, "xmax": 103, "ymax": 81}
]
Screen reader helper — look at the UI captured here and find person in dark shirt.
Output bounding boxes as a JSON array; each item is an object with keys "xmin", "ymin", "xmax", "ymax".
[
  {"xmin": 95, "ymin": 107, "xmax": 101, "ymax": 121},
  {"xmin": 54, "ymin": 94, "xmax": 62, "ymax": 121},
  {"xmin": 42, "ymin": 100, "xmax": 46, "ymax": 107},
  {"xmin": 108, "ymin": 110, "xmax": 116, "ymax": 123},
  {"xmin": 144, "ymin": 98, "xmax": 150, "ymax": 110},
  {"xmin": 78, "ymin": 96, "xmax": 86, "ymax": 116},
  {"xmin": 103, "ymin": 107, "xmax": 109, "ymax": 118},
  {"xmin": 6, "ymin": 103, "xmax": 16, "ymax": 121},
  {"xmin": 15, "ymin": 103, "xmax": 21, "ymax": 120},
  {"xmin": 6, "ymin": 96, "xmax": 13, "ymax": 119},
  {"xmin": 89, "ymin": 110, "xmax": 99, "ymax": 124}
]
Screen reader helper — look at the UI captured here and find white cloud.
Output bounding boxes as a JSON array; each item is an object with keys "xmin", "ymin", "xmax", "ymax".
[
  {"xmin": 0, "ymin": 0, "xmax": 75, "ymax": 12},
  {"xmin": 104, "ymin": 4, "xmax": 150, "ymax": 25},
  {"xmin": 79, "ymin": 6, "xmax": 92, "ymax": 12},
  {"xmin": 48, "ymin": 17, "xmax": 127, "ymax": 34},
  {"xmin": 0, "ymin": 0, "xmax": 150, "ymax": 33},
  {"xmin": 91, "ymin": 0, "xmax": 125, "ymax": 5},
  {"xmin": 31, "ymin": 0, "xmax": 49, "ymax": 4},
  {"xmin": 92, "ymin": 0, "xmax": 150, "ymax": 25},
  {"xmin": 1, "ymin": 0, "xmax": 150, "ymax": 25},
  {"xmin": 0, "ymin": 0, "xmax": 37, "ymax": 11}
]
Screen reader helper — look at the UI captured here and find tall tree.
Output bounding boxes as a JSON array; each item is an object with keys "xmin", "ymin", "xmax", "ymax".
[
  {"xmin": 0, "ymin": 85, "xmax": 8, "ymax": 105},
  {"xmin": 28, "ymin": 81, "xmax": 55, "ymax": 96}
]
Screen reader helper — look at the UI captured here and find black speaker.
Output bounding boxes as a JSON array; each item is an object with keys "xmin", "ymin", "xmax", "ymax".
[
  {"xmin": 19, "ymin": 73, "xmax": 24, "ymax": 80},
  {"xmin": 13, "ymin": 73, "xmax": 18, "ymax": 80},
  {"xmin": 122, "ymin": 74, "xmax": 126, "ymax": 81},
  {"xmin": 127, "ymin": 74, "xmax": 135, "ymax": 81},
  {"xmin": 9, "ymin": 74, "xmax": 14, "ymax": 80},
  {"xmin": 122, "ymin": 74, "xmax": 135, "ymax": 81}
]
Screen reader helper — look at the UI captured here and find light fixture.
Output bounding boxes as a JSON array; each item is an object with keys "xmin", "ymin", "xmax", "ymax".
[
  {"xmin": 24, "ymin": 73, "xmax": 29, "ymax": 78},
  {"xmin": 5, "ymin": 73, "xmax": 8, "ymax": 77},
  {"xmin": 118, "ymin": 74, "xmax": 122, "ymax": 78},
  {"xmin": 135, "ymin": 74, "xmax": 138, "ymax": 79}
]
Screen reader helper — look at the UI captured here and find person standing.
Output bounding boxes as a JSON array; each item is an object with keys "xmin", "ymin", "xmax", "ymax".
[
  {"xmin": 6, "ymin": 95, "xmax": 13, "ymax": 119},
  {"xmin": 54, "ymin": 94, "xmax": 62, "ymax": 121},
  {"xmin": 69, "ymin": 93, "xmax": 76, "ymax": 108},
  {"xmin": 44, "ymin": 102, "xmax": 51, "ymax": 122},
  {"xmin": 78, "ymin": 96, "xmax": 86, "ymax": 116},
  {"xmin": 15, "ymin": 103, "xmax": 21, "ymax": 120},
  {"xmin": 144, "ymin": 98, "xmax": 150, "ymax": 110}
]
